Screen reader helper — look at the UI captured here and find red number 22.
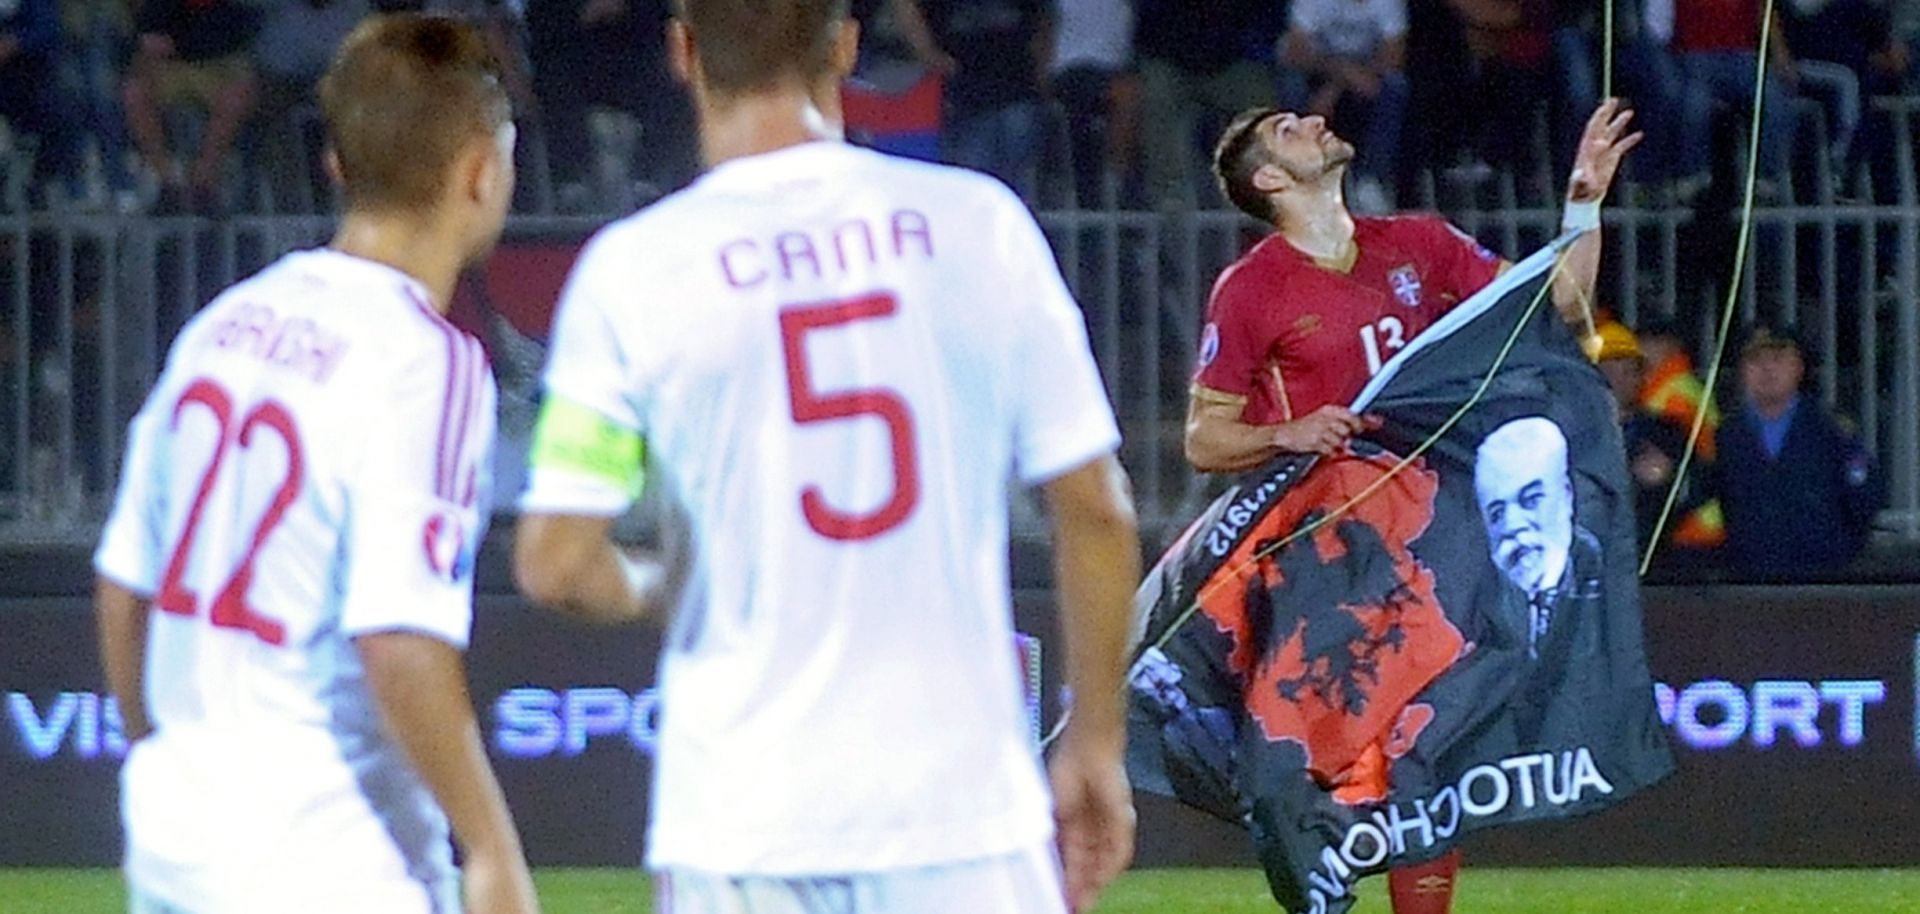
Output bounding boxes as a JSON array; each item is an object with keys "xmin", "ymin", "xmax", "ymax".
[
  {"xmin": 153, "ymin": 378, "xmax": 304, "ymax": 645},
  {"xmin": 778, "ymin": 293, "xmax": 920, "ymax": 541}
]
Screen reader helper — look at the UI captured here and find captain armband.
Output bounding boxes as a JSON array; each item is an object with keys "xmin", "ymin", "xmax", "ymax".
[{"xmin": 528, "ymin": 396, "xmax": 646, "ymax": 499}]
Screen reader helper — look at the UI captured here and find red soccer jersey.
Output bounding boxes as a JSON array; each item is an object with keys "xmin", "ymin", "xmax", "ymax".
[{"xmin": 1192, "ymin": 215, "xmax": 1505, "ymax": 425}]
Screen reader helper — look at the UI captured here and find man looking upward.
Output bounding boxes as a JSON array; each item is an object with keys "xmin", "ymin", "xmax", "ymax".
[
  {"xmin": 1181, "ymin": 100, "xmax": 1641, "ymax": 913},
  {"xmin": 1185, "ymin": 101, "xmax": 1641, "ymax": 471}
]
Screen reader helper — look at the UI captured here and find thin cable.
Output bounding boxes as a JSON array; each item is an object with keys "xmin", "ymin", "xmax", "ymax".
[
  {"xmin": 1639, "ymin": 0, "xmax": 1777, "ymax": 574},
  {"xmin": 1602, "ymin": 0, "xmax": 1615, "ymax": 99}
]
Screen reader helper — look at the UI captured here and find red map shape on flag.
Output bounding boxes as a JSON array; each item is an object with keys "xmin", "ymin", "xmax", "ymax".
[{"xmin": 1196, "ymin": 449, "xmax": 1465, "ymax": 803}]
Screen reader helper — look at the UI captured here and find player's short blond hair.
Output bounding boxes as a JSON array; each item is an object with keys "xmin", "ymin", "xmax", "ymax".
[
  {"xmin": 318, "ymin": 14, "xmax": 512, "ymax": 212},
  {"xmin": 675, "ymin": 0, "xmax": 851, "ymax": 95}
]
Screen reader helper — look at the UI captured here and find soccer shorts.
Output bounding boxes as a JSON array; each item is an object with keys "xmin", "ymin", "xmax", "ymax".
[
  {"xmin": 127, "ymin": 876, "xmax": 457, "ymax": 914},
  {"xmin": 657, "ymin": 841, "xmax": 1069, "ymax": 914}
]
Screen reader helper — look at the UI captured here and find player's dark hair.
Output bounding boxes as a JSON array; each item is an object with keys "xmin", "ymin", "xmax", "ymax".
[
  {"xmin": 319, "ymin": 14, "xmax": 511, "ymax": 212},
  {"xmin": 674, "ymin": 0, "xmax": 852, "ymax": 95},
  {"xmin": 1214, "ymin": 107, "xmax": 1281, "ymax": 224}
]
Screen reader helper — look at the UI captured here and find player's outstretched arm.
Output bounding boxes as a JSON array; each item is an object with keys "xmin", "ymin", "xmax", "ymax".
[
  {"xmin": 1553, "ymin": 98, "xmax": 1642, "ymax": 327},
  {"xmin": 357, "ymin": 631, "xmax": 540, "ymax": 914},
  {"xmin": 1041, "ymin": 454, "xmax": 1141, "ymax": 913},
  {"xmin": 513, "ymin": 513, "xmax": 675, "ymax": 625},
  {"xmin": 94, "ymin": 578, "xmax": 154, "ymax": 743},
  {"xmin": 1185, "ymin": 397, "xmax": 1371, "ymax": 471}
]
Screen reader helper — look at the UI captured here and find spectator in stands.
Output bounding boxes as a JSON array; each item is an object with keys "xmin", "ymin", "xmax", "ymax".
[
  {"xmin": 1783, "ymin": 0, "xmax": 1910, "ymax": 193},
  {"xmin": 1050, "ymin": 0, "xmax": 1136, "ymax": 209},
  {"xmin": 529, "ymin": 0, "xmax": 695, "ymax": 212},
  {"xmin": 1635, "ymin": 317, "xmax": 1726, "ymax": 551},
  {"xmin": 1554, "ymin": 0, "xmax": 1689, "ymax": 191},
  {"xmin": 0, "ymin": 0, "xmax": 84, "ymax": 207},
  {"xmin": 920, "ymin": 0, "xmax": 1053, "ymax": 201},
  {"xmin": 254, "ymin": 0, "xmax": 369, "ymax": 213},
  {"xmin": 843, "ymin": 0, "xmax": 953, "ymax": 162},
  {"xmin": 1134, "ymin": 0, "xmax": 1282, "ymax": 210},
  {"xmin": 61, "ymin": 0, "xmax": 140, "ymax": 211},
  {"xmin": 1592, "ymin": 320, "xmax": 1713, "ymax": 559},
  {"xmin": 122, "ymin": 0, "xmax": 261, "ymax": 213},
  {"xmin": 1647, "ymin": 0, "xmax": 1795, "ymax": 199},
  {"xmin": 1444, "ymin": 0, "xmax": 1556, "ymax": 186},
  {"xmin": 1715, "ymin": 323, "xmax": 1882, "ymax": 579},
  {"xmin": 1280, "ymin": 0, "xmax": 1409, "ymax": 213}
]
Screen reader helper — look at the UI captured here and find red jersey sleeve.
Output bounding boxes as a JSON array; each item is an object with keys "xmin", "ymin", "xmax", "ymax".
[
  {"xmin": 1417, "ymin": 217, "xmax": 1505, "ymax": 309},
  {"xmin": 1193, "ymin": 259, "xmax": 1278, "ymax": 406}
]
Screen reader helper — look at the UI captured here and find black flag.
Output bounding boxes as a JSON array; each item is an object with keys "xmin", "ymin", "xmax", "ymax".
[{"xmin": 1127, "ymin": 236, "xmax": 1674, "ymax": 914}]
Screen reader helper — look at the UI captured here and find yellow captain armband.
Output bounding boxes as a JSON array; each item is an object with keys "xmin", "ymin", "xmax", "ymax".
[{"xmin": 529, "ymin": 396, "xmax": 646, "ymax": 499}]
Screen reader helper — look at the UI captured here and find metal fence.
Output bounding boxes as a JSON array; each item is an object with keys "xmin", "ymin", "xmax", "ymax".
[{"xmin": 3, "ymin": 197, "xmax": 1918, "ymax": 544}]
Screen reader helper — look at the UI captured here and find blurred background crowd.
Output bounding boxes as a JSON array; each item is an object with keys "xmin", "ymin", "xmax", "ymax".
[{"xmin": 0, "ymin": 0, "xmax": 1917, "ymax": 217}]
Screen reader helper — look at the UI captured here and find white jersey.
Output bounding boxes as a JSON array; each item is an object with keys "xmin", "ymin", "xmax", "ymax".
[
  {"xmin": 522, "ymin": 142, "xmax": 1121, "ymax": 874},
  {"xmin": 94, "ymin": 249, "xmax": 496, "ymax": 913}
]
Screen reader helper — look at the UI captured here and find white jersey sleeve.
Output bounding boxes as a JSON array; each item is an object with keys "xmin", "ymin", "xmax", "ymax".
[
  {"xmin": 337, "ymin": 329, "xmax": 493, "ymax": 648},
  {"xmin": 998, "ymin": 194, "xmax": 1123, "ymax": 484},
  {"xmin": 520, "ymin": 233, "xmax": 649, "ymax": 517},
  {"xmin": 95, "ymin": 388, "xmax": 176, "ymax": 595}
]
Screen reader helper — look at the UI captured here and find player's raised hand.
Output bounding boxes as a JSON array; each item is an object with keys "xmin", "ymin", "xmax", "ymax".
[
  {"xmin": 1271, "ymin": 405, "xmax": 1373, "ymax": 455},
  {"xmin": 1567, "ymin": 98, "xmax": 1644, "ymax": 204},
  {"xmin": 1050, "ymin": 726, "xmax": 1136, "ymax": 913},
  {"xmin": 463, "ymin": 847, "xmax": 541, "ymax": 914}
]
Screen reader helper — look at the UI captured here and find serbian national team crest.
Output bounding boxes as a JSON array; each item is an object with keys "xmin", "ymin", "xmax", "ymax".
[
  {"xmin": 423, "ymin": 511, "xmax": 471, "ymax": 583},
  {"xmin": 1388, "ymin": 266, "xmax": 1422, "ymax": 308}
]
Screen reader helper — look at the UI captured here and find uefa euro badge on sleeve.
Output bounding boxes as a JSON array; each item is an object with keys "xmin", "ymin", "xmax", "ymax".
[{"xmin": 423, "ymin": 510, "xmax": 473, "ymax": 583}]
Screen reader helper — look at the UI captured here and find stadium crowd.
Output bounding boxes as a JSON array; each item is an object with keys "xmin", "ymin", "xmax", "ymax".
[{"xmin": 1, "ymin": 0, "xmax": 1919, "ymax": 215}]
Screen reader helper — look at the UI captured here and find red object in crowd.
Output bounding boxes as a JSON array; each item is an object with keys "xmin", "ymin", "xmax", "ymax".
[{"xmin": 1675, "ymin": 0, "xmax": 1762, "ymax": 52}]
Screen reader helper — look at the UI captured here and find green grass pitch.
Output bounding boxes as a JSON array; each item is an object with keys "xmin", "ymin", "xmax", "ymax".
[{"xmin": 4, "ymin": 867, "xmax": 1919, "ymax": 913}]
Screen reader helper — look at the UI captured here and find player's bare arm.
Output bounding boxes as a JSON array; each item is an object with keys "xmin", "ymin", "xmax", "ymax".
[
  {"xmin": 1040, "ymin": 454, "xmax": 1141, "ymax": 914},
  {"xmin": 94, "ymin": 578, "xmax": 153, "ymax": 742},
  {"xmin": 514, "ymin": 514, "xmax": 676, "ymax": 625},
  {"xmin": 357, "ymin": 631, "xmax": 540, "ymax": 914},
  {"xmin": 1185, "ymin": 394, "xmax": 1371, "ymax": 471},
  {"xmin": 1553, "ymin": 98, "xmax": 1643, "ymax": 327}
]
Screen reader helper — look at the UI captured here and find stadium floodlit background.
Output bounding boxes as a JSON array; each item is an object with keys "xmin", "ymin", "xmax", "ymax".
[{"xmin": 6, "ymin": 0, "xmax": 1920, "ymax": 910}]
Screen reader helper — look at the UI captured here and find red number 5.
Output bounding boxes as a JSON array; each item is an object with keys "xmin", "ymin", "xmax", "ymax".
[
  {"xmin": 153, "ymin": 378, "xmax": 304, "ymax": 645},
  {"xmin": 778, "ymin": 293, "xmax": 920, "ymax": 541}
]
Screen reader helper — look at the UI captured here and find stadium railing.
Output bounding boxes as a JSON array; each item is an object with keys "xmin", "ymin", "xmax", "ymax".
[{"xmin": 3, "ymin": 197, "xmax": 1918, "ymax": 546}]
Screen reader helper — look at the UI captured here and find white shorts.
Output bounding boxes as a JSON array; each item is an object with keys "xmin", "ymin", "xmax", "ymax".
[
  {"xmin": 657, "ymin": 842, "xmax": 1069, "ymax": 914},
  {"xmin": 128, "ymin": 890, "xmax": 192, "ymax": 914},
  {"xmin": 127, "ymin": 877, "xmax": 458, "ymax": 914}
]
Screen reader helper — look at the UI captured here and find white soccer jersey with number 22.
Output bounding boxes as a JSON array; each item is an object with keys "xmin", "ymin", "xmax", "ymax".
[{"xmin": 94, "ymin": 249, "xmax": 495, "ymax": 914}]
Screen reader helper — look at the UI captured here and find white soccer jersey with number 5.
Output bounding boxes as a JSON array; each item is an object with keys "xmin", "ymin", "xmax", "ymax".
[
  {"xmin": 94, "ymin": 249, "xmax": 495, "ymax": 913},
  {"xmin": 522, "ymin": 142, "xmax": 1121, "ymax": 874}
]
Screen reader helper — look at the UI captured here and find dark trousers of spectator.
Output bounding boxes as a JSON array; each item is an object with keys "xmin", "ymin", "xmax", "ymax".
[
  {"xmin": 1680, "ymin": 51, "xmax": 1795, "ymax": 182},
  {"xmin": 256, "ymin": 75, "xmax": 326, "ymax": 214},
  {"xmin": 68, "ymin": 21, "xmax": 138, "ymax": 196},
  {"xmin": 536, "ymin": 56, "xmax": 696, "ymax": 199},
  {"xmin": 1555, "ymin": 28, "xmax": 1688, "ymax": 184},
  {"xmin": 1053, "ymin": 65, "xmax": 1117, "ymax": 209},
  {"xmin": 1471, "ymin": 57, "xmax": 1552, "ymax": 178},
  {"xmin": 0, "ymin": 53, "xmax": 83, "ymax": 198},
  {"xmin": 1138, "ymin": 58, "xmax": 1272, "ymax": 210},
  {"xmin": 1343, "ymin": 74, "xmax": 1409, "ymax": 188},
  {"xmin": 945, "ymin": 100, "xmax": 1044, "ymax": 202}
]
